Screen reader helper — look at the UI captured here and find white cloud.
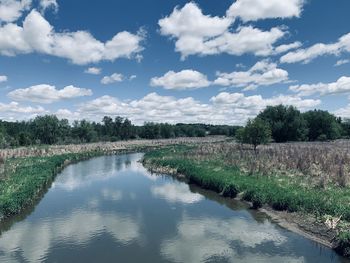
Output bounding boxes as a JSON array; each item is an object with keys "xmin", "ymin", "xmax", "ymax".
[
  {"xmin": 150, "ymin": 70, "xmax": 210, "ymax": 90},
  {"xmin": 0, "ymin": 101, "xmax": 45, "ymax": 120},
  {"xmin": 274, "ymin": 41, "xmax": 302, "ymax": 54},
  {"xmin": 0, "ymin": 0, "xmax": 31, "ymax": 23},
  {"xmin": 8, "ymin": 84, "xmax": 92, "ymax": 103},
  {"xmin": 290, "ymin": 76, "xmax": 350, "ymax": 96},
  {"xmin": 0, "ymin": 101, "xmax": 44, "ymax": 113},
  {"xmin": 76, "ymin": 92, "xmax": 319, "ymax": 125},
  {"xmin": 0, "ymin": 10, "xmax": 145, "ymax": 64},
  {"xmin": 159, "ymin": 3, "xmax": 285, "ymax": 59},
  {"xmin": 334, "ymin": 105, "xmax": 350, "ymax": 119},
  {"xmin": 84, "ymin": 67, "xmax": 101, "ymax": 75},
  {"xmin": 227, "ymin": 0, "xmax": 304, "ymax": 22},
  {"xmin": 129, "ymin": 75, "xmax": 136, "ymax": 80},
  {"xmin": 101, "ymin": 73, "xmax": 124, "ymax": 84},
  {"xmin": 39, "ymin": 0, "xmax": 58, "ymax": 12},
  {"xmin": 214, "ymin": 60, "xmax": 289, "ymax": 90},
  {"xmin": 280, "ymin": 32, "xmax": 350, "ymax": 64},
  {"xmin": 335, "ymin": 59, "xmax": 350, "ymax": 67},
  {"xmin": 0, "ymin": 75, "xmax": 7, "ymax": 82}
]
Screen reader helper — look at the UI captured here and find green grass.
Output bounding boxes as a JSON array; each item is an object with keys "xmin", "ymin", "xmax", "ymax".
[
  {"xmin": 143, "ymin": 145, "xmax": 350, "ymax": 257},
  {"xmin": 0, "ymin": 151, "xmax": 103, "ymax": 218}
]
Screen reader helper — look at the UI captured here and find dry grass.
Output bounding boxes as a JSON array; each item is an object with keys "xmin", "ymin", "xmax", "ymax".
[
  {"xmin": 0, "ymin": 136, "xmax": 226, "ymax": 160},
  {"xmin": 184, "ymin": 140, "xmax": 350, "ymax": 188}
]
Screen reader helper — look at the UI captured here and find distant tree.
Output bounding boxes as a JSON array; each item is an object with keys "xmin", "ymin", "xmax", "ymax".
[
  {"xmin": 240, "ymin": 118, "xmax": 271, "ymax": 152},
  {"xmin": 18, "ymin": 132, "xmax": 32, "ymax": 146},
  {"xmin": 303, "ymin": 110, "xmax": 342, "ymax": 141},
  {"xmin": 72, "ymin": 120, "xmax": 97, "ymax": 143},
  {"xmin": 258, "ymin": 105, "xmax": 308, "ymax": 142},
  {"xmin": 235, "ymin": 127, "xmax": 246, "ymax": 144},
  {"xmin": 30, "ymin": 115, "xmax": 61, "ymax": 144}
]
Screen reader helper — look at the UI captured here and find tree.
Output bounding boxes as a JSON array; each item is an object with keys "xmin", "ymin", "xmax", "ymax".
[
  {"xmin": 303, "ymin": 110, "xmax": 342, "ymax": 141},
  {"xmin": 30, "ymin": 115, "xmax": 61, "ymax": 145},
  {"xmin": 257, "ymin": 105, "xmax": 308, "ymax": 142},
  {"xmin": 240, "ymin": 118, "xmax": 271, "ymax": 152}
]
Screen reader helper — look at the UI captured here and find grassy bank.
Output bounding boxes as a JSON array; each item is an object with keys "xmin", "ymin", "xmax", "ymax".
[
  {"xmin": 143, "ymin": 145, "xmax": 350, "ymax": 257},
  {"xmin": 0, "ymin": 151, "xmax": 106, "ymax": 220}
]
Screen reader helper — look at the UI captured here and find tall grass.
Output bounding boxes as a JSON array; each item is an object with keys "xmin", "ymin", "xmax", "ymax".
[
  {"xmin": 143, "ymin": 144, "xmax": 350, "ymax": 257},
  {"xmin": 0, "ymin": 151, "xmax": 102, "ymax": 218}
]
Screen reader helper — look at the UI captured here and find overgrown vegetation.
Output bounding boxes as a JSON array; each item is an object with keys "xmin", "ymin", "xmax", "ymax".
[
  {"xmin": 0, "ymin": 151, "xmax": 103, "ymax": 219},
  {"xmin": 0, "ymin": 115, "xmax": 238, "ymax": 148},
  {"xmin": 143, "ymin": 144, "xmax": 350, "ymax": 257}
]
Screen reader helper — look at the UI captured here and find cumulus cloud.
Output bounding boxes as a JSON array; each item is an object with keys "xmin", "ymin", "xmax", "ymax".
[
  {"xmin": 0, "ymin": 101, "xmax": 45, "ymax": 120},
  {"xmin": 158, "ymin": 3, "xmax": 286, "ymax": 59},
  {"xmin": 0, "ymin": 0, "xmax": 31, "ymax": 23},
  {"xmin": 280, "ymin": 32, "xmax": 350, "ymax": 64},
  {"xmin": 76, "ymin": 92, "xmax": 320, "ymax": 125},
  {"xmin": 227, "ymin": 0, "xmax": 304, "ymax": 21},
  {"xmin": 214, "ymin": 60, "xmax": 289, "ymax": 90},
  {"xmin": 101, "ymin": 73, "xmax": 124, "ymax": 84},
  {"xmin": 0, "ymin": 10, "xmax": 145, "ymax": 64},
  {"xmin": 290, "ymin": 76, "xmax": 350, "ymax": 96},
  {"xmin": 150, "ymin": 70, "xmax": 211, "ymax": 90},
  {"xmin": 274, "ymin": 41, "xmax": 302, "ymax": 54},
  {"xmin": 84, "ymin": 67, "xmax": 101, "ymax": 75},
  {"xmin": 0, "ymin": 75, "xmax": 7, "ymax": 82},
  {"xmin": 334, "ymin": 105, "xmax": 350, "ymax": 119},
  {"xmin": 8, "ymin": 84, "xmax": 92, "ymax": 103},
  {"xmin": 39, "ymin": 0, "xmax": 58, "ymax": 12}
]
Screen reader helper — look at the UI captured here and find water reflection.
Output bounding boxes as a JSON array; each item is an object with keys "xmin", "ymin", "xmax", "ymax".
[
  {"xmin": 0, "ymin": 153, "xmax": 348, "ymax": 263},
  {"xmin": 0, "ymin": 210, "xmax": 140, "ymax": 262},
  {"xmin": 151, "ymin": 183, "xmax": 204, "ymax": 204},
  {"xmin": 52, "ymin": 153, "xmax": 147, "ymax": 191},
  {"xmin": 160, "ymin": 214, "xmax": 298, "ymax": 263}
]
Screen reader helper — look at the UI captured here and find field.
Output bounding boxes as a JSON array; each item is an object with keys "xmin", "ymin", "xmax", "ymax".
[{"xmin": 143, "ymin": 141, "xmax": 350, "ymax": 257}]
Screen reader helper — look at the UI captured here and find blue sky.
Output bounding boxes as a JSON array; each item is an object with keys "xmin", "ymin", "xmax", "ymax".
[{"xmin": 0, "ymin": 0, "xmax": 350, "ymax": 125}]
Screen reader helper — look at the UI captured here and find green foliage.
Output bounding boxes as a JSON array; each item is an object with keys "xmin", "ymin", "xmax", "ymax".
[
  {"xmin": 0, "ymin": 115, "xmax": 236, "ymax": 148},
  {"xmin": 303, "ymin": 110, "xmax": 342, "ymax": 141},
  {"xmin": 0, "ymin": 151, "xmax": 103, "ymax": 217},
  {"xmin": 239, "ymin": 118, "xmax": 271, "ymax": 151},
  {"xmin": 258, "ymin": 105, "xmax": 308, "ymax": 142},
  {"xmin": 144, "ymin": 146, "xmax": 350, "ymax": 220}
]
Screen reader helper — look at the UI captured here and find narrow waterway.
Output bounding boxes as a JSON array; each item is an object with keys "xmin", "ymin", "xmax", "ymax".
[{"xmin": 0, "ymin": 153, "xmax": 348, "ymax": 263}]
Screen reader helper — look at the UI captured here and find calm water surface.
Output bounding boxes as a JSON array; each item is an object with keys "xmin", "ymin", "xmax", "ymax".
[{"xmin": 0, "ymin": 153, "xmax": 349, "ymax": 263}]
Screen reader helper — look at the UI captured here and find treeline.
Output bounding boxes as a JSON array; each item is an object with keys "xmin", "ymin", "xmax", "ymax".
[
  {"xmin": 237, "ymin": 105, "xmax": 350, "ymax": 148},
  {"xmin": 0, "ymin": 115, "xmax": 238, "ymax": 148}
]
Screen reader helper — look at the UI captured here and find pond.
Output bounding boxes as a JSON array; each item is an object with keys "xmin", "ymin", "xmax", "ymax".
[{"xmin": 0, "ymin": 153, "xmax": 348, "ymax": 262}]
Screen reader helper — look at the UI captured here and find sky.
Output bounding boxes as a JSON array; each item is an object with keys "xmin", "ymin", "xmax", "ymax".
[{"xmin": 0, "ymin": 0, "xmax": 350, "ymax": 125}]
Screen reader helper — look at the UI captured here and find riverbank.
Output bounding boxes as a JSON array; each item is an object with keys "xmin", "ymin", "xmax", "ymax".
[
  {"xmin": 0, "ymin": 137, "xmax": 226, "ymax": 222},
  {"xmin": 142, "ymin": 144, "xmax": 350, "ymax": 258}
]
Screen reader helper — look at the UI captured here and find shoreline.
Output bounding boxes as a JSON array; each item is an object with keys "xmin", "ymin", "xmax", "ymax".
[
  {"xmin": 142, "ymin": 154, "xmax": 349, "ymax": 258},
  {"xmin": 0, "ymin": 137, "xmax": 226, "ymax": 223}
]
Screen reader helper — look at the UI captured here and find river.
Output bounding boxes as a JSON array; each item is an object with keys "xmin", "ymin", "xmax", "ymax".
[{"xmin": 0, "ymin": 153, "xmax": 348, "ymax": 262}]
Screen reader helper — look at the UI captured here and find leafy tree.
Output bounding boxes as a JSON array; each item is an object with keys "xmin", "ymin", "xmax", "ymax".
[
  {"xmin": 240, "ymin": 118, "xmax": 271, "ymax": 152},
  {"xmin": 30, "ymin": 115, "xmax": 61, "ymax": 144},
  {"xmin": 258, "ymin": 105, "xmax": 308, "ymax": 142},
  {"xmin": 303, "ymin": 110, "xmax": 342, "ymax": 141}
]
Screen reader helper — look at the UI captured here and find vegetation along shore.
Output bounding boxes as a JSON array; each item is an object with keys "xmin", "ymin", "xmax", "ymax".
[
  {"xmin": 0, "ymin": 137, "xmax": 224, "ymax": 222},
  {"xmin": 142, "ymin": 143, "xmax": 350, "ymax": 258}
]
